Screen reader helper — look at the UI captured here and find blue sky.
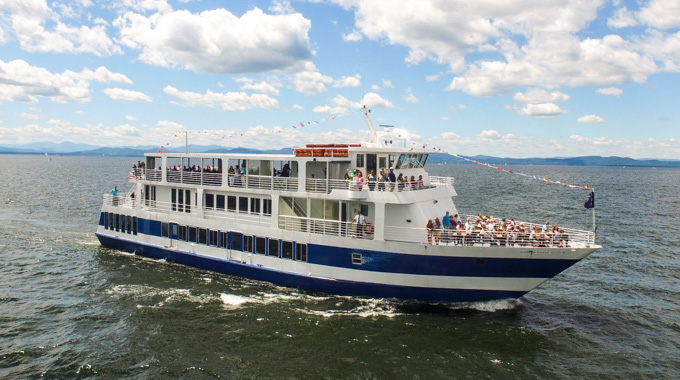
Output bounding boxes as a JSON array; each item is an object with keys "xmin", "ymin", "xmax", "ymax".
[{"xmin": 0, "ymin": 0, "xmax": 679, "ymax": 158}]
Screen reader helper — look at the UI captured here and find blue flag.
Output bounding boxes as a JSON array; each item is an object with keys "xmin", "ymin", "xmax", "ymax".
[{"xmin": 584, "ymin": 192, "xmax": 595, "ymax": 209}]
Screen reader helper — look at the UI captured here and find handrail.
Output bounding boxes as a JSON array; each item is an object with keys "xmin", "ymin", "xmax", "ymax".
[
  {"xmin": 278, "ymin": 214, "xmax": 374, "ymax": 240},
  {"xmin": 384, "ymin": 222, "xmax": 596, "ymax": 248}
]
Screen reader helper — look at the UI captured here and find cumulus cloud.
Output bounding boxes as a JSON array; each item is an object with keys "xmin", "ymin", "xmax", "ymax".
[
  {"xmin": 125, "ymin": 115, "xmax": 137, "ymax": 121},
  {"xmin": 403, "ymin": 87, "xmax": 419, "ymax": 103},
  {"xmin": 343, "ymin": 29, "xmax": 362, "ymax": 42},
  {"xmin": 0, "ymin": 59, "xmax": 131, "ymax": 103},
  {"xmin": 335, "ymin": 0, "xmax": 679, "ymax": 97},
  {"xmin": 313, "ymin": 94, "xmax": 360, "ymax": 114},
  {"xmin": 511, "ymin": 88, "xmax": 569, "ymax": 118},
  {"xmin": 292, "ymin": 104, "xmax": 304, "ymax": 110},
  {"xmin": 596, "ymin": 87, "xmax": 623, "ymax": 96},
  {"xmin": 0, "ymin": 0, "xmax": 121, "ymax": 56},
  {"xmin": 577, "ymin": 115, "xmax": 605, "ymax": 123},
  {"xmin": 235, "ymin": 77, "xmax": 281, "ymax": 95},
  {"xmin": 163, "ymin": 85, "xmax": 279, "ymax": 110},
  {"xmin": 114, "ymin": 7, "xmax": 313, "ymax": 74},
  {"xmin": 333, "ymin": 74, "xmax": 361, "ymax": 88},
  {"xmin": 361, "ymin": 92, "xmax": 393, "ymax": 108},
  {"xmin": 104, "ymin": 88, "xmax": 153, "ymax": 102}
]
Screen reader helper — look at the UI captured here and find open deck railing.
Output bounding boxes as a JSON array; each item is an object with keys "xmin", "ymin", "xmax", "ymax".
[
  {"xmin": 278, "ymin": 214, "xmax": 374, "ymax": 240},
  {"xmin": 104, "ymin": 194, "xmax": 594, "ymax": 248},
  {"xmin": 305, "ymin": 176, "xmax": 451, "ymax": 194},
  {"xmin": 384, "ymin": 218, "xmax": 596, "ymax": 248}
]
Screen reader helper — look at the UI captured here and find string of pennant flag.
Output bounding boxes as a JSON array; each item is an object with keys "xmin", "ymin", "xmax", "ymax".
[
  {"xmin": 401, "ymin": 137, "xmax": 593, "ymax": 190},
  {"xmin": 154, "ymin": 112, "xmax": 591, "ymax": 190},
  {"xmin": 155, "ymin": 113, "xmax": 352, "ymax": 154}
]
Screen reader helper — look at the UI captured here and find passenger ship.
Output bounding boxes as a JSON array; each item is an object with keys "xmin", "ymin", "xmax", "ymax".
[{"xmin": 96, "ymin": 108, "xmax": 600, "ymax": 303}]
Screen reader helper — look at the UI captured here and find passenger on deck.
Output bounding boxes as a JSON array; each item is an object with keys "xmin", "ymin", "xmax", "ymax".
[
  {"xmin": 410, "ymin": 175, "xmax": 416, "ymax": 190},
  {"xmin": 417, "ymin": 175, "xmax": 424, "ymax": 189},
  {"xmin": 351, "ymin": 210, "xmax": 365, "ymax": 238},
  {"xmin": 388, "ymin": 167, "xmax": 396, "ymax": 191},
  {"xmin": 368, "ymin": 170, "xmax": 376, "ymax": 191},
  {"xmin": 378, "ymin": 169, "xmax": 386, "ymax": 191},
  {"xmin": 397, "ymin": 173, "xmax": 405, "ymax": 191},
  {"xmin": 281, "ymin": 163, "xmax": 291, "ymax": 177},
  {"xmin": 433, "ymin": 217, "xmax": 442, "ymax": 245},
  {"xmin": 426, "ymin": 220, "xmax": 434, "ymax": 244}
]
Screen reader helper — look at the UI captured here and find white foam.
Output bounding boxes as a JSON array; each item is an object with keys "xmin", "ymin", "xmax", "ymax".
[
  {"xmin": 455, "ymin": 298, "xmax": 522, "ymax": 312},
  {"xmin": 220, "ymin": 293, "xmax": 254, "ymax": 308}
]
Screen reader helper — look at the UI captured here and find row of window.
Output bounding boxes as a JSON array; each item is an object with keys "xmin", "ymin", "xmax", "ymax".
[
  {"xmin": 103, "ymin": 212, "xmax": 138, "ymax": 235},
  {"xmin": 204, "ymin": 193, "xmax": 273, "ymax": 215},
  {"xmin": 160, "ymin": 223, "xmax": 307, "ymax": 262}
]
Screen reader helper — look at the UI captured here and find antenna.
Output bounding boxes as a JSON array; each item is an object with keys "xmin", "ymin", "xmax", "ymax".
[{"xmin": 362, "ymin": 105, "xmax": 377, "ymax": 143}]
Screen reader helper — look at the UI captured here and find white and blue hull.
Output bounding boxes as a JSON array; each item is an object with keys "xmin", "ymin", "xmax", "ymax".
[{"xmin": 95, "ymin": 214, "xmax": 596, "ymax": 303}]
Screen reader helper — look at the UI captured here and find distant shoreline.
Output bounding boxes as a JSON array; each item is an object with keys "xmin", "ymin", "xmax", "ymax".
[{"xmin": 2, "ymin": 149, "xmax": 679, "ymax": 168}]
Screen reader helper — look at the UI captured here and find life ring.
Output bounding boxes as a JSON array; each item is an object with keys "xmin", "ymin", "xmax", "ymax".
[{"xmin": 363, "ymin": 222, "xmax": 375, "ymax": 235}]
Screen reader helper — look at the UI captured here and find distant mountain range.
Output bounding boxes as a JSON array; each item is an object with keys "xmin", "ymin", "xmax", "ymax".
[{"xmin": 1, "ymin": 142, "xmax": 679, "ymax": 168}]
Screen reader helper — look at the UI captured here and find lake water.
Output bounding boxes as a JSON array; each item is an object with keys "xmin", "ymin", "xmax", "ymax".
[{"xmin": 1, "ymin": 155, "xmax": 678, "ymax": 378}]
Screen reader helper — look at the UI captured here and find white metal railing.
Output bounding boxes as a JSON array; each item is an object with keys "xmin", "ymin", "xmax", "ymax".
[
  {"xmin": 429, "ymin": 176, "xmax": 455, "ymax": 187},
  {"xmin": 384, "ymin": 221, "xmax": 596, "ymax": 248},
  {"xmin": 129, "ymin": 169, "xmax": 162, "ymax": 182},
  {"xmin": 304, "ymin": 177, "xmax": 446, "ymax": 194},
  {"xmin": 204, "ymin": 208, "xmax": 273, "ymax": 227},
  {"xmin": 278, "ymin": 214, "xmax": 374, "ymax": 240},
  {"xmin": 166, "ymin": 170, "xmax": 223, "ymax": 186},
  {"xmin": 226, "ymin": 175, "xmax": 298, "ymax": 191}
]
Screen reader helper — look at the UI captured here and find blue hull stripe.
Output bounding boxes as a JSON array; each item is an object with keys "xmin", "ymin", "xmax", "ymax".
[
  {"xmin": 99, "ymin": 214, "xmax": 579, "ymax": 279},
  {"xmin": 96, "ymin": 233, "xmax": 527, "ymax": 303}
]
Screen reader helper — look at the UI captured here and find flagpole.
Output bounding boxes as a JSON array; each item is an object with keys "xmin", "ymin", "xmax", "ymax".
[{"xmin": 592, "ymin": 189, "xmax": 597, "ymax": 244}]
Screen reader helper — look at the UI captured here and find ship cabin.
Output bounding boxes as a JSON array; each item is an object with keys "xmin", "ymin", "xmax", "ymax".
[{"xmin": 120, "ymin": 140, "xmax": 458, "ymax": 245}]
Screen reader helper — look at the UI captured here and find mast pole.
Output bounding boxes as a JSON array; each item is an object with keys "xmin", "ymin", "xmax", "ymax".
[
  {"xmin": 592, "ymin": 189, "xmax": 597, "ymax": 245},
  {"xmin": 362, "ymin": 105, "xmax": 377, "ymax": 144},
  {"xmin": 185, "ymin": 131, "xmax": 188, "ymax": 154}
]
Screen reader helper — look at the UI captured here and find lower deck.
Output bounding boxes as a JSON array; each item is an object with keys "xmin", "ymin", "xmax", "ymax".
[{"xmin": 96, "ymin": 208, "xmax": 599, "ymax": 302}]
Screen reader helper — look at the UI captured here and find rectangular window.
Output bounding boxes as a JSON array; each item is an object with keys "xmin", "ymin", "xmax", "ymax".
[
  {"xmin": 133, "ymin": 217, "xmax": 138, "ymax": 235},
  {"xmin": 205, "ymin": 193, "xmax": 215, "ymax": 209},
  {"xmin": 281, "ymin": 241, "xmax": 293, "ymax": 260},
  {"xmin": 352, "ymin": 253, "xmax": 363, "ymax": 265},
  {"xmin": 109, "ymin": 213, "xmax": 114, "ymax": 230},
  {"xmin": 185, "ymin": 189, "xmax": 191, "ymax": 213},
  {"xmin": 178, "ymin": 225, "xmax": 187, "ymax": 240},
  {"xmin": 239, "ymin": 197, "xmax": 248, "ymax": 213},
  {"xmin": 177, "ymin": 188, "xmax": 184, "ymax": 212},
  {"xmin": 171, "ymin": 188, "xmax": 177, "ymax": 211},
  {"xmin": 227, "ymin": 195, "xmax": 236, "ymax": 211},
  {"xmin": 161, "ymin": 222, "xmax": 169, "ymax": 238},
  {"xmin": 104, "ymin": 212, "xmax": 109, "ymax": 229},
  {"xmin": 255, "ymin": 236, "xmax": 266, "ymax": 254},
  {"xmin": 198, "ymin": 228, "xmax": 207, "ymax": 245},
  {"xmin": 171, "ymin": 223, "xmax": 178, "ymax": 239},
  {"xmin": 122, "ymin": 215, "xmax": 127, "ymax": 233},
  {"xmin": 268, "ymin": 238, "xmax": 279, "ymax": 257},
  {"xmin": 250, "ymin": 198, "xmax": 261, "ymax": 214},
  {"xmin": 189, "ymin": 227, "xmax": 197, "ymax": 242},
  {"xmin": 356, "ymin": 153, "xmax": 364, "ymax": 167},
  {"xmin": 216, "ymin": 195, "xmax": 225, "ymax": 211},
  {"xmin": 263, "ymin": 199, "xmax": 272, "ymax": 216},
  {"xmin": 295, "ymin": 243, "xmax": 307, "ymax": 262},
  {"xmin": 127, "ymin": 216, "xmax": 132, "ymax": 234},
  {"xmin": 231, "ymin": 232, "xmax": 243, "ymax": 251},
  {"xmin": 210, "ymin": 230, "xmax": 218, "ymax": 247},
  {"xmin": 244, "ymin": 235, "xmax": 253, "ymax": 253},
  {"xmin": 220, "ymin": 232, "xmax": 228, "ymax": 248}
]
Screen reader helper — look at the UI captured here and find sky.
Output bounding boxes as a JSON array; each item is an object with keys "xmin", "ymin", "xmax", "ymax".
[{"xmin": 0, "ymin": 0, "xmax": 679, "ymax": 159}]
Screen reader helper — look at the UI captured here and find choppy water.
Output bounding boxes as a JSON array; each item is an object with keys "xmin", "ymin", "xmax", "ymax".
[{"xmin": 1, "ymin": 155, "xmax": 678, "ymax": 379}]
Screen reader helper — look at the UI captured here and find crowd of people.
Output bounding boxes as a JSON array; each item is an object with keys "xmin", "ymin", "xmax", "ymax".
[
  {"xmin": 425, "ymin": 212, "xmax": 569, "ymax": 247},
  {"xmin": 344, "ymin": 167, "xmax": 426, "ymax": 191}
]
